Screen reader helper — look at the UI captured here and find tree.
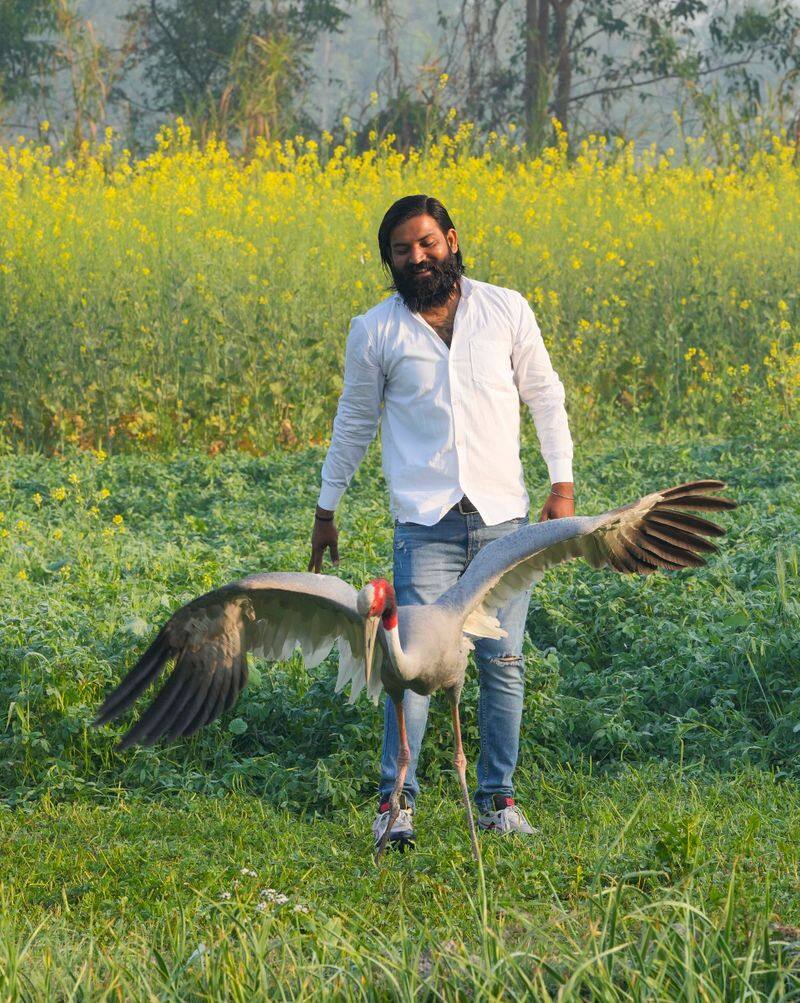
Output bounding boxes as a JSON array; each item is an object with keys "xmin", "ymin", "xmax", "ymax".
[
  {"xmin": 520, "ymin": 0, "xmax": 800, "ymax": 146},
  {"xmin": 123, "ymin": 0, "xmax": 348, "ymax": 147},
  {"xmin": 0, "ymin": 0, "xmax": 56, "ymax": 108},
  {"xmin": 414, "ymin": 0, "xmax": 800, "ymax": 151}
]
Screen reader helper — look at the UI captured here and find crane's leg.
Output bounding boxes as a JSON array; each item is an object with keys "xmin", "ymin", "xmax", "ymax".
[
  {"xmin": 449, "ymin": 693, "xmax": 480, "ymax": 862},
  {"xmin": 374, "ymin": 697, "xmax": 411, "ymax": 863}
]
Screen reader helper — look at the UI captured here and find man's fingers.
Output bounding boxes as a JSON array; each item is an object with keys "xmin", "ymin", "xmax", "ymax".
[
  {"xmin": 308, "ymin": 542, "xmax": 324, "ymax": 573},
  {"xmin": 330, "ymin": 540, "xmax": 340, "ymax": 567}
]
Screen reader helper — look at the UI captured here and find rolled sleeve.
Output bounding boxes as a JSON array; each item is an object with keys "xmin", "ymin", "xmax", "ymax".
[
  {"xmin": 511, "ymin": 295, "xmax": 574, "ymax": 484},
  {"xmin": 318, "ymin": 317, "xmax": 385, "ymax": 511}
]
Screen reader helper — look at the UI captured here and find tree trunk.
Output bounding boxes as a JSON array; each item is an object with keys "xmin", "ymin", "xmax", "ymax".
[
  {"xmin": 523, "ymin": 0, "xmax": 549, "ymax": 148},
  {"xmin": 552, "ymin": 0, "xmax": 572, "ymax": 136}
]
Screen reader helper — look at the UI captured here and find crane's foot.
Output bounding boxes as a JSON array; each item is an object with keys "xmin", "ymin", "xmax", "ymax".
[
  {"xmin": 374, "ymin": 699, "xmax": 411, "ymax": 865},
  {"xmin": 456, "ymin": 762, "xmax": 480, "ymax": 862},
  {"xmin": 448, "ymin": 694, "xmax": 480, "ymax": 862},
  {"xmin": 374, "ymin": 792, "xmax": 401, "ymax": 863}
]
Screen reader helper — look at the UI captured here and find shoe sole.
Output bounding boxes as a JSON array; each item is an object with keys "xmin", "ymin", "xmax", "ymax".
[{"xmin": 477, "ymin": 824, "xmax": 535, "ymax": 834}]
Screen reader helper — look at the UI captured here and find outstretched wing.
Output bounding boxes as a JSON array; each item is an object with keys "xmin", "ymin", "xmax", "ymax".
[
  {"xmin": 94, "ymin": 571, "xmax": 384, "ymax": 749},
  {"xmin": 441, "ymin": 481, "xmax": 736, "ymax": 639}
]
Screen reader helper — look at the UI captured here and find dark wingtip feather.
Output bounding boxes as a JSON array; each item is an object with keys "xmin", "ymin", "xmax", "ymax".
[
  {"xmin": 660, "ymin": 479, "xmax": 727, "ymax": 498},
  {"xmin": 609, "ymin": 479, "xmax": 736, "ymax": 575},
  {"xmin": 94, "ymin": 633, "xmax": 172, "ymax": 728},
  {"xmin": 656, "ymin": 494, "xmax": 737, "ymax": 512}
]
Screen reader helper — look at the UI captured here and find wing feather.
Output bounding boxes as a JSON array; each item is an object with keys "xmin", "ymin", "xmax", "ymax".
[
  {"xmin": 96, "ymin": 571, "xmax": 382, "ymax": 749},
  {"xmin": 440, "ymin": 481, "xmax": 736, "ymax": 632}
]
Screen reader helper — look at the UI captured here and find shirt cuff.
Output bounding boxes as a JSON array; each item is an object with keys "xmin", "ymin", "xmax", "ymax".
[
  {"xmin": 317, "ymin": 482, "xmax": 345, "ymax": 512},
  {"xmin": 546, "ymin": 457, "xmax": 574, "ymax": 484}
]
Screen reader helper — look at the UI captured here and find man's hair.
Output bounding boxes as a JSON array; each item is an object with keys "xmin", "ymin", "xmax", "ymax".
[{"xmin": 377, "ymin": 194, "xmax": 464, "ymax": 274}]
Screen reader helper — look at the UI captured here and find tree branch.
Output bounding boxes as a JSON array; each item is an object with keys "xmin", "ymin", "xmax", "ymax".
[
  {"xmin": 566, "ymin": 52, "xmax": 759, "ymax": 105},
  {"xmin": 148, "ymin": 0, "xmax": 205, "ymax": 92}
]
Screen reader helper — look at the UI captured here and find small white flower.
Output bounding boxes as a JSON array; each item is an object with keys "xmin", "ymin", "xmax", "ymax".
[
  {"xmin": 240, "ymin": 867, "xmax": 257, "ymax": 877},
  {"xmin": 255, "ymin": 901, "xmax": 268, "ymax": 913},
  {"xmin": 260, "ymin": 888, "xmax": 277, "ymax": 901},
  {"xmin": 293, "ymin": 903, "xmax": 309, "ymax": 914},
  {"xmin": 275, "ymin": 894, "xmax": 289, "ymax": 905},
  {"xmin": 187, "ymin": 942, "xmax": 207, "ymax": 964},
  {"xmin": 219, "ymin": 890, "xmax": 232, "ymax": 900}
]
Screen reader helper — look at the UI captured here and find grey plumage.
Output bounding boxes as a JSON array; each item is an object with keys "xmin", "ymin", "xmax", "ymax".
[{"xmin": 95, "ymin": 480, "xmax": 736, "ymax": 857}]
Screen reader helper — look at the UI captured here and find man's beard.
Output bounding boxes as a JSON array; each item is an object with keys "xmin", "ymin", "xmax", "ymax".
[{"xmin": 391, "ymin": 251, "xmax": 463, "ymax": 312}]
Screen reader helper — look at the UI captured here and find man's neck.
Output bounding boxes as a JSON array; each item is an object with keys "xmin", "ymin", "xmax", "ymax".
[{"xmin": 417, "ymin": 283, "xmax": 461, "ymax": 348}]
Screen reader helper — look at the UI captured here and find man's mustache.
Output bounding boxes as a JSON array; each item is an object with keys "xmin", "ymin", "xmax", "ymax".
[{"xmin": 405, "ymin": 261, "xmax": 439, "ymax": 276}]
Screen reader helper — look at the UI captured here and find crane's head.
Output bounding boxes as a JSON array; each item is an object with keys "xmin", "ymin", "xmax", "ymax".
[{"xmin": 356, "ymin": 578, "xmax": 397, "ymax": 687}]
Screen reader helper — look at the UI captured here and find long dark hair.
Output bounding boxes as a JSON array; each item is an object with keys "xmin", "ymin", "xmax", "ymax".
[{"xmin": 377, "ymin": 194, "xmax": 465, "ymax": 275}]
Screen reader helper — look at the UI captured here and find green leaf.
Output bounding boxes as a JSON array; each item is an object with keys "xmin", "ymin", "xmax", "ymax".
[
  {"xmin": 723, "ymin": 612, "xmax": 749, "ymax": 628},
  {"xmin": 228, "ymin": 717, "xmax": 247, "ymax": 735}
]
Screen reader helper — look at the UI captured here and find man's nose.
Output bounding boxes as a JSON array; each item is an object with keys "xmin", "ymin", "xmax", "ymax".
[{"xmin": 409, "ymin": 246, "xmax": 427, "ymax": 264}]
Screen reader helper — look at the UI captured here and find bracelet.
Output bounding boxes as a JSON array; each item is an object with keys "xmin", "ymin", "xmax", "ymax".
[
  {"xmin": 549, "ymin": 489, "xmax": 575, "ymax": 500},
  {"xmin": 315, "ymin": 512, "xmax": 335, "ymax": 522}
]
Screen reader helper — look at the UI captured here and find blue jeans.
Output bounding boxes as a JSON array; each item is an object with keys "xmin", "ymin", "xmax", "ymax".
[{"xmin": 378, "ymin": 507, "xmax": 531, "ymax": 813}]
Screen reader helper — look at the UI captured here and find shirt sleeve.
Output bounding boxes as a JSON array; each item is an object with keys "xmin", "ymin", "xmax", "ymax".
[
  {"xmin": 318, "ymin": 317, "xmax": 385, "ymax": 511},
  {"xmin": 511, "ymin": 294, "xmax": 574, "ymax": 484}
]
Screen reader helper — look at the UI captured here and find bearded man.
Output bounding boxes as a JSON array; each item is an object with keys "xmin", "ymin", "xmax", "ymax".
[{"xmin": 309, "ymin": 194, "xmax": 574, "ymax": 851}]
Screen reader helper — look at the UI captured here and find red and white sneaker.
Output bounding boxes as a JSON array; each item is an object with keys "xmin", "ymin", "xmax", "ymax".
[{"xmin": 477, "ymin": 794, "xmax": 535, "ymax": 835}]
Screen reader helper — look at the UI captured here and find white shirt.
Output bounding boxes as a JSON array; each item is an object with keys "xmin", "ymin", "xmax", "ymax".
[{"xmin": 318, "ymin": 275, "xmax": 573, "ymax": 526}]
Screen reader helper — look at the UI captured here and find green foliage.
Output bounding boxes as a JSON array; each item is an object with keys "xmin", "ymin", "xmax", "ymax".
[
  {"xmin": 125, "ymin": 0, "xmax": 348, "ymax": 147},
  {"xmin": 0, "ymin": 429, "xmax": 796, "ymax": 810},
  {"xmin": 0, "ymin": 0, "xmax": 55, "ymax": 105}
]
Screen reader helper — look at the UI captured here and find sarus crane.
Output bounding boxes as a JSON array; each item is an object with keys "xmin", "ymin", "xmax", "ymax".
[{"xmin": 95, "ymin": 480, "xmax": 735, "ymax": 861}]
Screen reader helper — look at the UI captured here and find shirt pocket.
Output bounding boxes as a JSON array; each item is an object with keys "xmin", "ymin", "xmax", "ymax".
[{"xmin": 469, "ymin": 339, "xmax": 513, "ymax": 389}]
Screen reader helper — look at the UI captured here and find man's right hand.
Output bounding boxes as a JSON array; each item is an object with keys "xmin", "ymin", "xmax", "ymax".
[{"xmin": 308, "ymin": 508, "xmax": 340, "ymax": 572}]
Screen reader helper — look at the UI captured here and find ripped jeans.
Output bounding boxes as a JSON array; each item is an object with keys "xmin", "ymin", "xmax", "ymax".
[{"xmin": 378, "ymin": 507, "xmax": 531, "ymax": 812}]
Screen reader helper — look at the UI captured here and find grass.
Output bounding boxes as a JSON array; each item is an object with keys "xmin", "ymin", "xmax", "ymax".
[
  {"xmin": 0, "ymin": 424, "xmax": 798, "ymax": 996},
  {"xmin": 3, "ymin": 767, "xmax": 800, "ymax": 997}
]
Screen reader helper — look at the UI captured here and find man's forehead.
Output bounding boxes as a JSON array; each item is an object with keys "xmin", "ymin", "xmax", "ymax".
[{"xmin": 390, "ymin": 215, "xmax": 446, "ymax": 244}]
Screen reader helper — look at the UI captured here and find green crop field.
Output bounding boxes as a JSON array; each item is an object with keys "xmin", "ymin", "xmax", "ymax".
[
  {"xmin": 1, "ymin": 426, "xmax": 798, "ymax": 998},
  {"xmin": 0, "ymin": 130, "xmax": 799, "ymax": 998}
]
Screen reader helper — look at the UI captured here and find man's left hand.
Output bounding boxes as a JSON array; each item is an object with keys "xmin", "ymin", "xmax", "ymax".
[{"xmin": 539, "ymin": 482, "xmax": 575, "ymax": 521}]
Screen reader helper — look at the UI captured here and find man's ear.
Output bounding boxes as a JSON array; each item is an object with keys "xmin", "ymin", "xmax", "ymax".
[{"xmin": 447, "ymin": 228, "xmax": 458, "ymax": 253}]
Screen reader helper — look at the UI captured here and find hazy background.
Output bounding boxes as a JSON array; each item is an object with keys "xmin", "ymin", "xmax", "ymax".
[{"xmin": 1, "ymin": 0, "xmax": 798, "ymax": 157}]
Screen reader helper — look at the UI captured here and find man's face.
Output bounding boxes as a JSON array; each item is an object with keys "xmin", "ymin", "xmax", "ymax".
[{"xmin": 388, "ymin": 214, "xmax": 461, "ymax": 312}]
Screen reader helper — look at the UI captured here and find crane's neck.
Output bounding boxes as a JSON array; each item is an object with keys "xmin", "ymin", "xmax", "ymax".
[{"xmin": 373, "ymin": 579, "xmax": 413, "ymax": 680}]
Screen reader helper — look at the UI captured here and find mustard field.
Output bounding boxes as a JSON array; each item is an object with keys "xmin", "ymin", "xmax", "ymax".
[{"xmin": 0, "ymin": 121, "xmax": 797, "ymax": 454}]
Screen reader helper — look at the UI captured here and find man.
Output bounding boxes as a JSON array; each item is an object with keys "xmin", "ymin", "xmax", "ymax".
[{"xmin": 309, "ymin": 194, "xmax": 574, "ymax": 851}]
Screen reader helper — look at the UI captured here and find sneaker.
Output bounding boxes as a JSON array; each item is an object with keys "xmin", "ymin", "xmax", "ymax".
[
  {"xmin": 372, "ymin": 793, "xmax": 416, "ymax": 852},
  {"xmin": 477, "ymin": 794, "xmax": 535, "ymax": 835}
]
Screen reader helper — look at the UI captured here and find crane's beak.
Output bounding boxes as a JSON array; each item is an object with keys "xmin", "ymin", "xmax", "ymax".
[{"xmin": 364, "ymin": 616, "xmax": 380, "ymax": 688}]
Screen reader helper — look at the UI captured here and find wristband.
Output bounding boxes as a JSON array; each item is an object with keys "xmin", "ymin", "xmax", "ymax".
[
  {"xmin": 549, "ymin": 489, "xmax": 575, "ymax": 501},
  {"xmin": 315, "ymin": 512, "xmax": 335, "ymax": 522}
]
